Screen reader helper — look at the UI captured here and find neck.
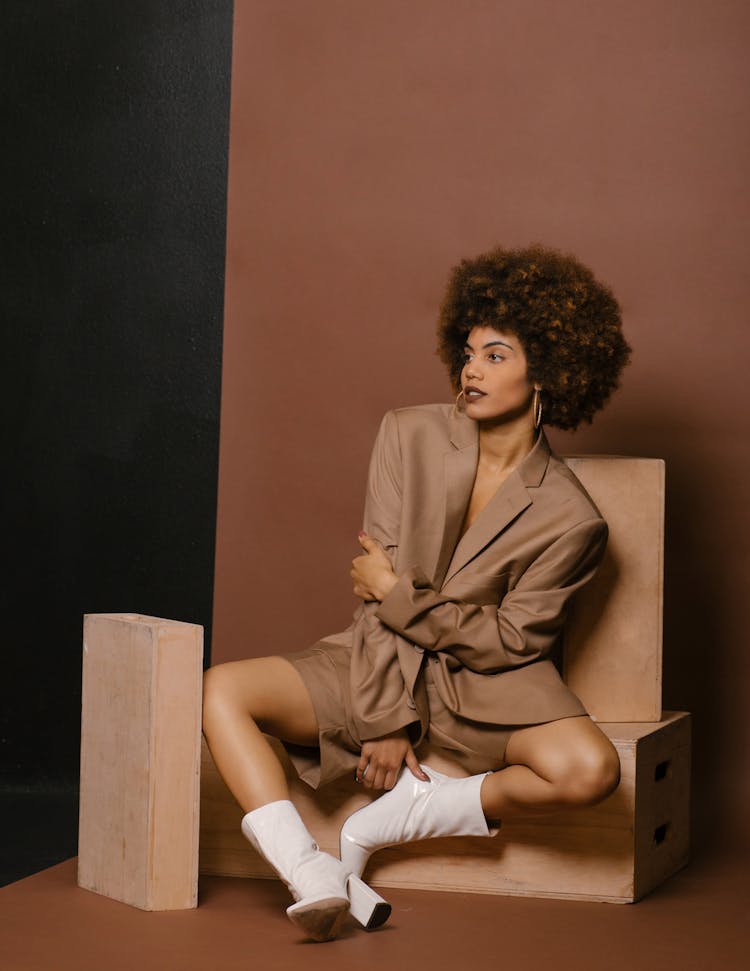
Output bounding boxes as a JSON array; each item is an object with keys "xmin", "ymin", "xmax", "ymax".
[{"xmin": 476, "ymin": 412, "xmax": 537, "ymax": 474}]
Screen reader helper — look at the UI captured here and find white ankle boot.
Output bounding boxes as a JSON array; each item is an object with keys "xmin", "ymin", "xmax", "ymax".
[
  {"xmin": 339, "ymin": 765, "xmax": 499, "ymax": 878},
  {"xmin": 241, "ymin": 800, "xmax": 391, "ymax": 940}
]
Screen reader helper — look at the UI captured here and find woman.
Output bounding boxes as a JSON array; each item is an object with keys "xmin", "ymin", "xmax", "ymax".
[{"xmin": 202, "ymin": 244, "xmax": 631, "ymax": 941}]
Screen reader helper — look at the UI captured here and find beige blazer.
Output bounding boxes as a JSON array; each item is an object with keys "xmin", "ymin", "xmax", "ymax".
[{"xmin": 314, "ymin": 403, "xmax": 607, "ymax": 743}]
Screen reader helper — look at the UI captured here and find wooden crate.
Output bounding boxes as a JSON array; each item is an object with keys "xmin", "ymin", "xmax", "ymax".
[
  {"xmin": 78, "ymin": 614, "xmax": 203, "ymax": 911},
  {"xmin": 199, "ymin": 711, "xmax": 690, "ymax": 904},
  {"xmin": 562, "ymin": 456, "xmax": 665, "ymax": 723}
]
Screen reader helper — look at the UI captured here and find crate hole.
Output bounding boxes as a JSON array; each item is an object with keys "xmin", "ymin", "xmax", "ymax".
[
  {"xmin": 654, "ymin": 759, "xmax": 671, "ymax": 781},
  {"xmin": 653, "ymin": 822, "xmax": 670, "ymax": 846}
]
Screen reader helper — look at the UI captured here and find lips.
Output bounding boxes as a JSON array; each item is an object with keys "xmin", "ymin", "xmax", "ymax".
[{"xmin": 464, "ymin": 386, "xmax": 486, "ymax": 398}]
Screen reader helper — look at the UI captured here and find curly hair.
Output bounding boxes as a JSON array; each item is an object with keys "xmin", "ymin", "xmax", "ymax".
[{"xmin": 436, "ymin": 244, "xmax": 631, "ymax": 430}]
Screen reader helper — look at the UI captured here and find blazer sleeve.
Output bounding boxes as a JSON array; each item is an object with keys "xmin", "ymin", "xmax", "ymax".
[
  {"xmin": 348, "ymin": 410, "xmax": 420, "ymax": 741},
  {"xmin": 374, "ymin": 516, "xmax": 608, "ymax": 674},
  {"xmin": 362, "ymin": 409, "xmax": 402, "ymax": 570}
]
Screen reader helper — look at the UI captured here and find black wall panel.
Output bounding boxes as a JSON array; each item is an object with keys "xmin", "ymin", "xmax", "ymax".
[{"xmin": 1, "ymin": 1, "xmax": 233, "ymax": 786}]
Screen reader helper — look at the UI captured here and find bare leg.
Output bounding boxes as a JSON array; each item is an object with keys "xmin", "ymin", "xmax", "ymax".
[
  {"xmin": 479, "ymin": 715, "xmax": 622, "ymax": 820},
  {"xmin": 202, "ymin": 656, "xmax": 320, "ymax": 813},
  {"xmin": 204, "ymin": 656, "xmax": 392, "ymax": 937}
]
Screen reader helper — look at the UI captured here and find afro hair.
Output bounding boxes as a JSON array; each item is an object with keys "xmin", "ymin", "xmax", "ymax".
[{"xmin": 436, "ymin": 244, "xmax": 631, "ymax": 430}]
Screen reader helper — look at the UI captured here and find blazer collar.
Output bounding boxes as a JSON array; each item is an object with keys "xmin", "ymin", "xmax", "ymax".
[{"xmin": 431, "ymin": 406, "xmax": 551, "ymax": 587}]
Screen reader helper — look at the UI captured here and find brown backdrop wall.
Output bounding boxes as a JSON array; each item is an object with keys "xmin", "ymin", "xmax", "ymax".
[{"xmin": 213, "ymin": 0, "xmax": 750, "ymax": 852}]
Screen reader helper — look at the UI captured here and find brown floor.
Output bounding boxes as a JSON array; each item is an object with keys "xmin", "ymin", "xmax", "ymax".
[{"xmin": 1, "ymin": 847, "xmax": 748, "ymax": 971}]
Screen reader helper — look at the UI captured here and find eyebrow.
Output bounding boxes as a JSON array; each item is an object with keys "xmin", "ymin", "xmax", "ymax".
[{"xmin": 463, "ymin": 339, "xmax": 515, "ymax": 351}]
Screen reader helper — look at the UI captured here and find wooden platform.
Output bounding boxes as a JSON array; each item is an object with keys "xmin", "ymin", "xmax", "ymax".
[{"xmin": 199, "ymin": 711, "xmax": 690, "ymax": 904}]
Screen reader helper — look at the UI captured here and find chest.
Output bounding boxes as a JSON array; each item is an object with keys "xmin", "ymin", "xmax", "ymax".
[{"xmin": 458, "ymin": 467, "xmax": 513, "ymax": 541}]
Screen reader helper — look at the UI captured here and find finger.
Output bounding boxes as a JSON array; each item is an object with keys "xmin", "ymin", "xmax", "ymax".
[
  {"xmin": 358, "ymin": 533, "xmax": 380, "ymax": 553},
  {"xmin": 371, "ymin": 765, "xmax": 387, "ymax": 791},
  {"xmin": 359, "ymin": 750, "xmax": 377, "ymax": 788},
  {"xmin": 405, "ymin": 749, "xmax": 430, "ymax": 782},
  {"xmin": 383, "ymin": 766, "xmax": 400, "ymax": 791},
  {"xmin": 356, "ymin": 751, "xmax": 369, "ymax": 783}
]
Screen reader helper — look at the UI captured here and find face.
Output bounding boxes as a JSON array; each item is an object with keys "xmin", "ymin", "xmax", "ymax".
[{"xmin": 460, "ymin": 326, "xmax": 539, "ymax": 424}]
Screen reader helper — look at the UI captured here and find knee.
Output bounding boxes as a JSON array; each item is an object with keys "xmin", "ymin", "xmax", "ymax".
[
  {"xmin": 562, "ymin": 748, "xmax": 621, "ymax": 806},
  {"xmin": 202, "ymin": 663, "xmax": 239, "ymax": 726}
]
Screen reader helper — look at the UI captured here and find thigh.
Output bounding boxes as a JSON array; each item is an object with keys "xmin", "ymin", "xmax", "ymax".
[
  {"xmin": 504, "ymin": 715, "xmax": 619, "ymax": 784},
  {"xmin": 203, "ymin": 655, "xmax": 319, "ymax": 746}
]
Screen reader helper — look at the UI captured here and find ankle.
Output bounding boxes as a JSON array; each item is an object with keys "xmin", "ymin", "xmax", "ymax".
[{"xmin": 242, "ymin": 798, "xmax": 294, "ymax": 823}]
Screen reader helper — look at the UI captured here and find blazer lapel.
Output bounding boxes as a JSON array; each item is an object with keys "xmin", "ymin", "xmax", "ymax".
[
  {"xmin": 434, "ymin": 411, "xmax": 551, "ymax": 588},
  {"xmin": 442, "ymin": 474, "xmax": 531, "ymax": 585},
  {"xmin": 431, "ymin": 442, "xmax": 479, "ymax": 588},
  {"xmin": 422, "ymin": 406, "xmax": 473, "ymax": 588}
]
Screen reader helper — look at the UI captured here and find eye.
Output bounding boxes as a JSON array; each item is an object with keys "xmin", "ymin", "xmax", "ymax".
[
  {"xmin": 462, "ymin": 352, "xmax": 473, "ymax": 363},
  {"xmin": 488, "ymin": 352, "xmax": 504, "ymax": 362}
]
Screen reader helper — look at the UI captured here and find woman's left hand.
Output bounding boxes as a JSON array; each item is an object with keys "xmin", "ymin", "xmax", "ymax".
[
  {"xmin": 355, "ymin": 729, "xmax": 429, "ymax": 790},
  {"xmin": 351, "ymin": 532, "xmax": 399, "ymax": 601}
]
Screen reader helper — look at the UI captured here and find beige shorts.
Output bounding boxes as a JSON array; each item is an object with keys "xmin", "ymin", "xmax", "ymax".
[{"xmin": 279, "ymin": 640, "xmax": 517, "ymax": 790}]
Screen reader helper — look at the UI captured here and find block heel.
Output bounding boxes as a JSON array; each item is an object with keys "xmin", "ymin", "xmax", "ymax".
[{"xmin": 347, "ymin": 874, "xmax": 392, "ymax": 930}]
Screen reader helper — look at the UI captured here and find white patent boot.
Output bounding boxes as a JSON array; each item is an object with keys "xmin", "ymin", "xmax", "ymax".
[
  {"xmin": 241, "ymin": 800, "xmax": 390, "ymax": 940},
  {"xmin": 241, "ymin": 800, "xmax": 348, "ymax": 940},
  {"xmin": 339, "ymin": 765, "xmax": 499, "ymax": 879}
]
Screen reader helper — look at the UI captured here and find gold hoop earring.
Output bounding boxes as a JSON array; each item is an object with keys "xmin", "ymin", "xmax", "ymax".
[
  {"xmin": 533, "ymin": 389, "xmax": 543, "ymax": 429},
  {"xmin": 455, "ymin": 388, "xmax": 466, "ymax": 413}
]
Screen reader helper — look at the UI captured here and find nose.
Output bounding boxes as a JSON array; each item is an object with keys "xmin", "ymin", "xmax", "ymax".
[{"xmin": 464, "ymin": 360, "xmax": 482, "ymax": 381}]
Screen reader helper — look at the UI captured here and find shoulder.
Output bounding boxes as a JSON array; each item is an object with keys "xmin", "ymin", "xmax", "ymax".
[
  {"xmin": 369, "ymin": 404, "xmax": 452, "ymax": 465},
  {"xmin": 534, "ymin": 450, "xmax": 607, "ymax": 533},
  {"xmin": 384, "ymin": 403, "xmax": 453, "ymax": 441}
]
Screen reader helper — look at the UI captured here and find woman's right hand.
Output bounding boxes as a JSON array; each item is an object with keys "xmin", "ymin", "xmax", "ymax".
[
  {"xmin": 351, "ymin": 532, "xmax": 398, "ymax": 602},
  {"xmin": 355, "ymin": 729, "xmax": 430, "ymax": 790}
]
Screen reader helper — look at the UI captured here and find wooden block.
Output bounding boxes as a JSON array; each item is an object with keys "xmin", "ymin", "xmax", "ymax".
[
  {"xmin": 78, "ymin": 614, "xmax": 203, "ymax": 910},
  {"xmin": 199, "ymin": 712, "xmax": 690, "ymax": 904},
  {"xmin": 562, "ymin": 456, "xmax": 665, "ymax": 722}
]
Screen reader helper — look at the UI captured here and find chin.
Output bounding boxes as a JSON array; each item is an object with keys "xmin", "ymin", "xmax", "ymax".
[
  {"xmin": 470, "ymin": 402, "xmax": 523, "ymax": 425},
  {"xmin": 466, "ymin": 398, "xmax": 498, "ymax": 417}
]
